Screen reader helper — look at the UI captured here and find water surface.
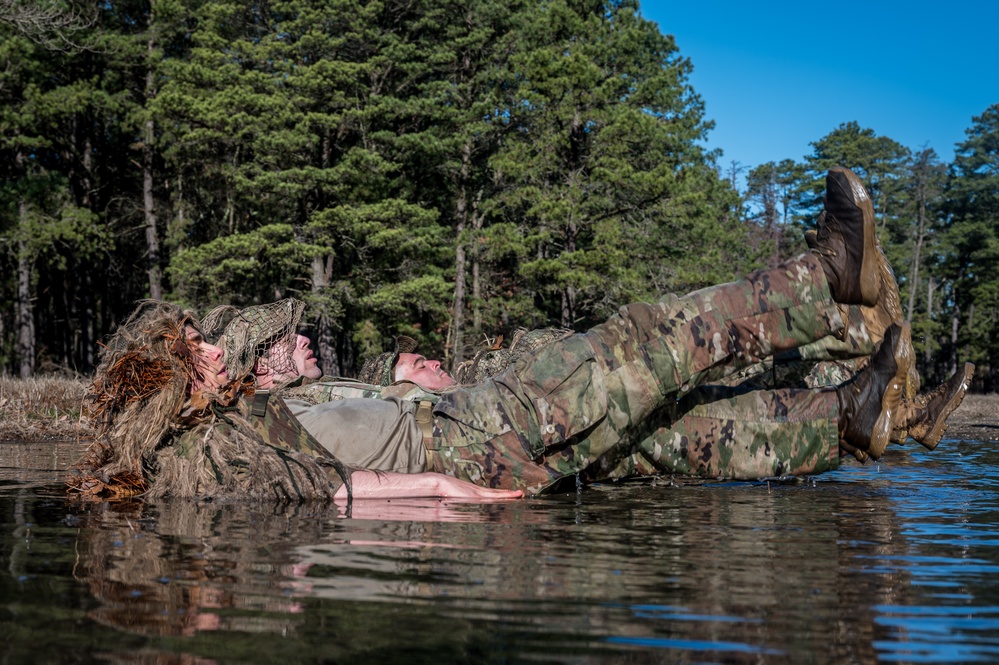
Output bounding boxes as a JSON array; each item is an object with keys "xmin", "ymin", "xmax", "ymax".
[{"xmin": 3, "ymin": 439, "xmax": 999, "ymax": 663}]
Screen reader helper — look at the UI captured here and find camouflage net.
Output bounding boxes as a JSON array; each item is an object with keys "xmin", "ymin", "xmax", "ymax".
[
  {"xmin": 452, "ymin": 327, "xmax": 574, "ymax": 385},
  {"xmin": 202, "ymin": 298, "xmax": 305, "ymax": 383},
  {"xmin": 71, "ymin": 299, "xmax": 339, "ymax": 502},
  {"xmin": 355, "ymin": 328, "xmax": 576, "ymax": 388},
  {"xmin": 357, "ymin": 335, "xmax": 419, "ymax": 386}
]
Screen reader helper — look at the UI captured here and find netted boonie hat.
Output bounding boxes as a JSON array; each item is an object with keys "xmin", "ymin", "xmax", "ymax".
[
  {"xmin": 357, "ymin": 335, "xmax": 419, "ymax": 386},
  {"xmin": 202, "ymin": 298, "xmax": 306, "ymax": 382}
]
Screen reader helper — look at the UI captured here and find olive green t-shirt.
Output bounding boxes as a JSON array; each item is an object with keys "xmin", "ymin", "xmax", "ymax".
[{"xmin": 285, "ymin": 397, "xmax": 428, "ymax": 473}]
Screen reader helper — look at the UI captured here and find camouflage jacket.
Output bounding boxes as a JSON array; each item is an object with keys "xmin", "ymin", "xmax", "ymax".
[{"xmin": 162, "ymin": 394, "xmax": 351, "ymax": 501}]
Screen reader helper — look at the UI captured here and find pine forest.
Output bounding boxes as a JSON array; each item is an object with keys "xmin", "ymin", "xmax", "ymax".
[{"xmin": 2, "ymin": 0, "xmax": 998, "ymax": 391}]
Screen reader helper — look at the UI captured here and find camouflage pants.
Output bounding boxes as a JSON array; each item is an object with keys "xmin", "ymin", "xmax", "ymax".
[
  {"xmin": 586, "ymin": 300, "xmax": 890, "ymax": 481},
  {"xmin": 430, "ymin": 253, "xmax": 851, "ymax": 493}
]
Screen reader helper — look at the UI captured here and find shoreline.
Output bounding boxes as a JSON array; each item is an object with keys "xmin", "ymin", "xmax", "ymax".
[
  {"xmin": 1, "ymin": 376, "xmax": 996, "ymax": 444},
  {"xmin": 929, "ymin": 393, "xmax": 999, "ymax": 443}
]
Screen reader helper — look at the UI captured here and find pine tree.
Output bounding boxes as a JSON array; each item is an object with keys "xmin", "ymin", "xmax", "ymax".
[
  {"xmin": 941, "ymin": 104, "xmax": 999, "ymax": 389},
  {"xmin": 486, "ymin": 0, "xmax": 739, "ymax": 333}
]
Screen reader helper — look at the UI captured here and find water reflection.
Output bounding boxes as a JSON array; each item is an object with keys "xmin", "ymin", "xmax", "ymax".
[
  {"xmin": 2, "ymin": 439, "xmax": 999, "ymax": 663},
  {"xmin": 77, "ymin": 501, "xmax": 326, "ymax": 638}
]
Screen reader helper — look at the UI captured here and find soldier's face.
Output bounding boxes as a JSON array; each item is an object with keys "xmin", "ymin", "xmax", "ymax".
[
  {"xmin": 394, "ymin": 353, "xmax": 456, "ymax": 391},
  {"xmin": 262, "ymin": 334, "xmax": 322, "ymax": 385},
  {"xmin": 290, "ymin": 334, "xmax": 323, "ymax": 380},
  {"xmin": 186, "ymin": 326, "xmax": 229, "ymax": 392}
]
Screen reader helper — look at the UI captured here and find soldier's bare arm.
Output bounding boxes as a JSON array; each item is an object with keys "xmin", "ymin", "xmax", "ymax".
[{"xmin": 336, "ymin": 470, "xmax": 524, "ymax": 501}]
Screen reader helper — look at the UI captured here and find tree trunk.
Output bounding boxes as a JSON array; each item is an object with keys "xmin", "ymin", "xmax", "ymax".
[
  {"xmin": 906, "ymin": 197, "xmax": 925, "ymax": 324},
  {"xmin": 82, "ymin": 270, "xmax": 94, "ymax": 371},
  {"xmin": 950, "ymin": 298, "xmax": 961, "ymax": 377},
  {"xmin": 472, "ymin": 202, "xmax": 484, "ymax": 343},
  {"xmin": 311, "ymin": 254, "xmax": 340, "ymax": 376},
  {"xmin": 451, "ymin": 237, "xmax": 467, "ymax": 365},
  {"xmin": 17, "ymin": 233, "xmax": 35, "ymax": 379},
  {"xmin": 449, "ymin": 141, "xmax": 473, "ymax": 365},
  {"xmin": 906, "ymin": 154, "xmax": 933, "ymax": 324},
  {"xmin": 924, "ymin": 277, "xmax": 935, "ymax": 373},
  {"xmin": 144, "ymin": 119, "xmax": 162, "ymax": 299},
  {"xmin": 144, "ymin": 28, "xmax": 162, "ymax": 299},
  {"xmin": 15, "ymin": 146, "xmax": 35, "ymax": 378},
  {"xmin": 561, "ymin": 221, "xmax": 577, "ymax": 328}
]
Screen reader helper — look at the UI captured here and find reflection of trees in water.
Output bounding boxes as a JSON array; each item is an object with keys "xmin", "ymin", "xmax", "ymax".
[
  {"xmin": 71, "ymin": 499, "xmax": 508, "ymax": 662},
  {"xmin": 73, "ymin": 500, "xmax": 336, "ymax": 663},
  {"xmin": 4, "ymin": 481, "xmax": 918, "ymax": 663},
  {"xmin": 0, "ymin": 441, "xmax": 86, "ymax": 488},
  {"xmin": 77, "ymin": 500, "xmax": 331, "ymax": 638},
  {"xmin": 297, "ymin": 484, "xmax": 913, "ymax": 662}
]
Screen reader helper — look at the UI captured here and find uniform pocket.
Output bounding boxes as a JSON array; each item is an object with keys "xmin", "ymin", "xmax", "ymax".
[
  {"xmin": 434, "ymin": 334, "xmax": 607, "ymax": 460},
  {"xmin": 432, "ymin": 381, "xmax": 515, "ymax": 446},
  {"xmin": 513, "ymin": 333, "xmax": 607, "ymax": 453}
]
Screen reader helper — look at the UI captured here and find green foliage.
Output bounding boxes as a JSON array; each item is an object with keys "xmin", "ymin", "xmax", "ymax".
[
  {"xmin": 0, "ymin": 0, "xmax": 993, "ymax": 389},
  {"xmin": 742, "ymin": 119, "xmax": 991, "ymax": 388},
  {"xmin": 481, "ymin": 0, "xmax": 741, "ymax": 330},
  {"xmin": 941, "ymin": 103, "xmax": 999, "ymax": 389},
  {"xmin": 798, "ymin": 122, "xmax": 911, "ymax": 225},
  {"xmin": 167, "ymin": 224, "xmax": 304, "ymax": 306}
]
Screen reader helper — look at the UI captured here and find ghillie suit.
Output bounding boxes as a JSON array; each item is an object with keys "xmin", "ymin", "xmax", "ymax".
[
  {"xmin": 202, "ymin": 298, "xmax": 305, "ymax": 384},
  {"xmin": 70, "ymin": 301, "xmax": 349, "ymax": 502}
]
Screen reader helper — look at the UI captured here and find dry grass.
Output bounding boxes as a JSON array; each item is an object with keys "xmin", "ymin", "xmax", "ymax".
[
  {"xmin": 0, "ymin": 376, "xmax": 93, "ymax": 442},
  {"xmin": 948, "ymin": 393, "xmax": 997, "ymax": 422}
]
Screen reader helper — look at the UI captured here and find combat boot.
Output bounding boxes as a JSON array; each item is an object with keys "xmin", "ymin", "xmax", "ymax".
[
  {"xmin": 808, "ymin": 225, "xmax": 921, "ymax": 396},
  {"xmin": 810, "ymin": 167, "xmax": 881, "ymax": 307},
  {"xmin": 891, "ymin": 362, "xmax": 975, "ymax": 450},
  {"xmin": 837, "ymin": 322, "xmax": 913, "ymax": 461}
]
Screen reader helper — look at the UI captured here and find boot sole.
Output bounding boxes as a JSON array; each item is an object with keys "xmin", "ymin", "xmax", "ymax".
[
  {"xmin": 868, "ymin": 323, "xmax": 914, "ymax": 459},
  {"xmin": 828, "ymin": 168, "xmax": 881, "ymax": 307},
  {"xmin": 917, "ymin": 362, "xmax": 975, "ymax": 450}
]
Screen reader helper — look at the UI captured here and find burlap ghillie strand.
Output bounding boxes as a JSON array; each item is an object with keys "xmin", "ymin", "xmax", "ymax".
[
  {"xmin": 202, "ymin": 298, "xmax": 306, "ymax": 383},
  {"xmin": 147, "ymin": 403, "xmax": 340, "ymax": 502},
  {"xmin": 71, "ymin": 300, "xmax": 343, "ymax": 502},
  {"xmin": 73, "ymin": 301, "xmax": 201, "ymax": 497}
]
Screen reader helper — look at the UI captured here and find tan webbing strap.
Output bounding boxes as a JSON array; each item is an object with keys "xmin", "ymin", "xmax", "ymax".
[
  {"xmin": 251, "ymin": 390, "xmax": 270, "ymax": 418},
  {"xmin": 415, "ymin": 400, "xmax": 434, "ymax": 443}
]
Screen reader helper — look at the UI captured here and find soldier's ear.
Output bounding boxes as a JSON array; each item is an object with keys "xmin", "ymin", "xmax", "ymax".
[{"xmin": 253, "ymin": 358, "xmax": 272, "ymax": 377}]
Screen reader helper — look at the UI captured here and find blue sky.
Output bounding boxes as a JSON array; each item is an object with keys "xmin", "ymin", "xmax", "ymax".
[{"xmin": 640, "ymin": 1, "xmax": 998, "ymax": 178}]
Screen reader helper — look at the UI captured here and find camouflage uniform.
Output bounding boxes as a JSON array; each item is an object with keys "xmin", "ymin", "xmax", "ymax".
[
  {"xmin": 282, "ymin": 256, "xmax": 885, "ymax": 490},
  {"xmin": 427, "ymin": 253, "xmax": 851, "ymax": 493},
  {"xmin": 586, "ymin": 301, "xmax": 889, "ymax": 482},
  {"xmin": 160, "ymin": 393, "xmax": 350, "ymax": 501}
]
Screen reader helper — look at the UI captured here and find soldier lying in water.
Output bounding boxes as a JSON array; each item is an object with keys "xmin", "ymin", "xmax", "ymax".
[
  {"xmin": 200, "ymin": 168, "xmax": 973, "ymax": 495},
  {"xmin": 71, "ymin": 302, "xmax": 523, "ymax": 502}
]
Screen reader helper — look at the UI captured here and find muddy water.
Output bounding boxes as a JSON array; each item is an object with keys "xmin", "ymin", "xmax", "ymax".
[{"xmin": 3, "ymin": 439, "xmax": 999, "ymax": 664}]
